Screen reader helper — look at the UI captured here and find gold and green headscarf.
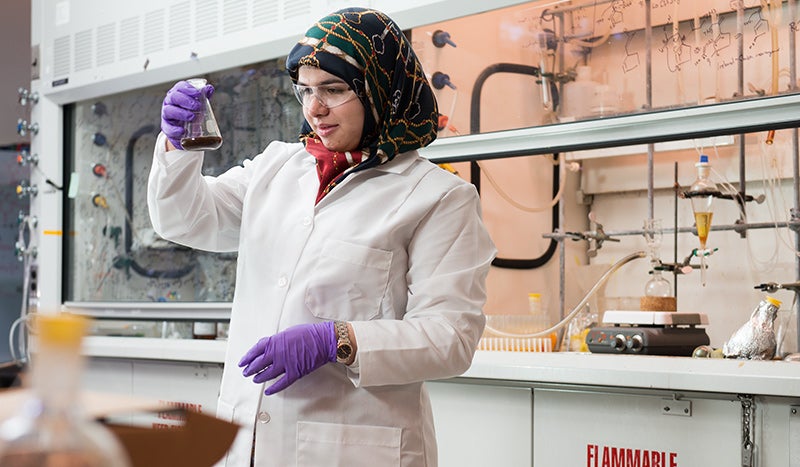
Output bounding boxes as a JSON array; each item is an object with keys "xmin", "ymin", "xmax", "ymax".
[{"xmin": 286, "ymin": 7, "xmax": 438, "ymax": 173}]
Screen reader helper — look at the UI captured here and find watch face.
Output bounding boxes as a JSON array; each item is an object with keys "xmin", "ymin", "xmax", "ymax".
[{"xmin": 337, "ymin": 343, "xmax": 353, "ymax": 359}]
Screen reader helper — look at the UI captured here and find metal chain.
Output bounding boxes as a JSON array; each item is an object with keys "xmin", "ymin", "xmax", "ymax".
[{"xmin": 738, "ymin": 394, "xmax": 755, "ymax": 467}]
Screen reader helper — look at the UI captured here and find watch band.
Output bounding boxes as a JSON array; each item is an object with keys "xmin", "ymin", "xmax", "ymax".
[{"xmin": 334, "ymin": 321, "xmax": 353, "ymax": 364}]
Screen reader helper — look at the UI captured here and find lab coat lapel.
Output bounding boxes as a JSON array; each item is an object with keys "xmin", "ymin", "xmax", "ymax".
[{"xmin": 298, "ymin": 162, "xmax": 321, "ymax": 206}]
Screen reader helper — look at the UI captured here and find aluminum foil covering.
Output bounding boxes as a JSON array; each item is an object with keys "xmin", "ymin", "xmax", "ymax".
[{"xmin": 723, "ymin": 298, "xmax": 781, "ymax": 360}]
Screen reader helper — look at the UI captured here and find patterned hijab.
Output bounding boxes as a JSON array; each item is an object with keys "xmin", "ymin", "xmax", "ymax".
[{"xmin": 286, "ymin": 8, "xmax": 438, "ymax": 182}]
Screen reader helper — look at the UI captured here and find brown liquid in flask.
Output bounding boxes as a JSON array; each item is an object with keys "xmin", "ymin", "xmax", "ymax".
[
  {"xmin": 181, "ymin": 78, "xmax": 223, "ymax": 151},
  {"xmin": 181, "ymin": 135, "xmax": 223, "ymax": 150}
]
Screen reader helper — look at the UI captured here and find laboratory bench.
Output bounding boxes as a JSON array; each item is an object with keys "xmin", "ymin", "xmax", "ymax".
[
  {"xmin": 82, "ymin": 336, "xmax": 800, "ymax": 396},
  {"xmin": 81, "ymin": 337, "xmax": 800, "ymax": 466}
]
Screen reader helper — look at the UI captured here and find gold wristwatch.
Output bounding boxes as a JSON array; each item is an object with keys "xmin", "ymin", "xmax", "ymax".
[{"xmin": 334, "ymin": 321, "xmax": 353, "ymax": 364}]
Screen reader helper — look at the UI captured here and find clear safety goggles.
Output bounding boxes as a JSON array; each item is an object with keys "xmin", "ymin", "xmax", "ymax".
[{"xmin": 292, "ymin": 83, "xmax": 359, "ymax": 109}]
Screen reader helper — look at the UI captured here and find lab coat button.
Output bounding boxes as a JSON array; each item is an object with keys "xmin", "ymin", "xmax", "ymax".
[
  {"xmin": 277, "ymin": 276, "xmax": 288, "ymax": 287},
  {"xmin": 257, "ymin": 411, "xmax": 271, "ymax": 424},
  {"xmin": 302, "ymin": 216, "xmax": 312, "ymax": 226}
]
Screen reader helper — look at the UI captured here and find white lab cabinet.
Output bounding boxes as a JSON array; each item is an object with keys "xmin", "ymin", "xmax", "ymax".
[
  {"xmin": 791, "ymin": 405, "xmax": 800, "ymax": 466},
  {"xmin": 464, "ymin": 352, "xmax": 800, "ymax": 467},
  {"xmin": 427, "ymin": 381, "xmax": 532, "ymax": 467},
  {"xmin": 80, "ymin": 341, "xmax": 800, "ymax": 467},
  {"xmin": 533, "ymin": 389, "xmax": 741, "ymax": 466},
  {"xmin": 83, "ymin": 338, "xmax": 225, "ymax": 428}
]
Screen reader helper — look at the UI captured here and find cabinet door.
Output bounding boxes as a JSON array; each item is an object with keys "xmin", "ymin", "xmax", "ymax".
[
  {"xmin": 86, "ymin": 358, "xmax": 223, "ymax": 426},
  {"xmin": 428, "ymin": 381, "xmax": 532, "ymax": 467},
  {"xmin": 85, "ymin": 358, "xmax": 134, "ymax": 396},
  {"xmin": 533, "ymin": 388, "xmax": 740, "ymax": 467},
  {"xmin": 130, "ymin": 361, "xmax": 223, "ymax": 428}
]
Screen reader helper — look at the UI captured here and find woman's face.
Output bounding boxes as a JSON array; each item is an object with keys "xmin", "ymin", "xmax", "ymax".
[{"xmin": 297, "ymin": 66, "xmax": 365, "ymax": 152}]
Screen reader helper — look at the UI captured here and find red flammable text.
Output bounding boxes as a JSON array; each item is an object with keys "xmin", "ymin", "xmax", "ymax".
[
  {"xmin": 157, "ymin": 400, "xmax": 203, "ymax": 420},
  {"xmin": 587, "ymin": 444, "xmax": 678, "ymax": 467}
]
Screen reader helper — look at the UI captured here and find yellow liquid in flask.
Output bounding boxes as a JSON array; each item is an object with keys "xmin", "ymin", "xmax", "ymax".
[{"xmin": 694, "ymin": 211, "xmax": 713, "ymax": 249}]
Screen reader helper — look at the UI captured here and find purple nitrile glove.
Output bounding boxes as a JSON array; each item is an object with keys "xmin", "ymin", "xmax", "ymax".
[
  {"xmin": 160, "ymin": 80, "xmax": 215, "ymax": 150},
  {"xmin": 238, "ymin": 322, "xmax": 337, "ymax": 395}
]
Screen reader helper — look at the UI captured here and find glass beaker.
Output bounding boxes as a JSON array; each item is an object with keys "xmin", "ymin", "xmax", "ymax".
[{"xmin": 180, "ymin": 78, "xmax": 223, "ymax": 151}]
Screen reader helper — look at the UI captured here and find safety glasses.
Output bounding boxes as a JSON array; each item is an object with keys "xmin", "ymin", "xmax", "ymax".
[{"xmin": 292, "ymin": 83, "xmax": 359, "ymax": 109}]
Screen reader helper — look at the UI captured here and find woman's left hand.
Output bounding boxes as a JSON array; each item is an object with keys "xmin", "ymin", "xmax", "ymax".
[{"xmin": 238, "ymin": 322, "xmax": 337, "ymax": 395}]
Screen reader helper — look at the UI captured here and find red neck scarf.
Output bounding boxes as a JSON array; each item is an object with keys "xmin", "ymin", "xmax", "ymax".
[{"xmin": 305, "ymin": 138, "xmax": 364, "ymax": 204}]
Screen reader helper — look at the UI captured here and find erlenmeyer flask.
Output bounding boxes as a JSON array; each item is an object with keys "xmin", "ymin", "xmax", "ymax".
[
  {"xmin": 723, "ymin": 296, "xmax": 782, "ymax": 359},
  {"xmin": 180, "ymin": 78, "xmax": 223, "ymax": 151}
]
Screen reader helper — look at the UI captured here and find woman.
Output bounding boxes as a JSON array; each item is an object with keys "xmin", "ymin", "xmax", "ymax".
[{"xmin": 149, "ymin": 7, "xmax": 495, "ymax": 466}]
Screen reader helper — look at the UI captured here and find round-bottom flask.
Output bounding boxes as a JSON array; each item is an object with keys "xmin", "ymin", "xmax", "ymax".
[
  {"xmin": 0, "ymin": 314, "xmax": 131, "ymax": 466},
  {"xmin": 640, "ymin": 269, "xmax": 676, "ymax": 311},
  {"xmin": 644, "ymin": 270, "xmax": 672, "ymax": 297}
]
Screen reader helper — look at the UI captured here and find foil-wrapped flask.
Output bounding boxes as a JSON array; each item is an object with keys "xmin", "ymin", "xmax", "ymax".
[{"xmin": 723, "ymin": 296, "xmax": 782, "ymax": 360}]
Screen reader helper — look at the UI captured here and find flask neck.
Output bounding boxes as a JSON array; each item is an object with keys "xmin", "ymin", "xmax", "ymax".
[
  {"xmin": 29, "ymin": 343, "xmax": 85, "ymax": 414},
  {"xmin": 691, "ymin": 164, "xmax": 716, "ymax": 187},
  {"xmin": 186, "ymin": 78, "xmax": 208, "ymax": 90},
  {"xmin": 754, "ymin": 301, "xmax": 779, "ymax": 324},
  {"xmin": 689, "ymin": 164, "xmax": 719, "ymax": 199}
]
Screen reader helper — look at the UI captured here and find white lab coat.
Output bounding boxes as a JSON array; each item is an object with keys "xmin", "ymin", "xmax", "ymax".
[{"xmin": 148, "ymin": 133, "xmax": 496, "ymax": 466}]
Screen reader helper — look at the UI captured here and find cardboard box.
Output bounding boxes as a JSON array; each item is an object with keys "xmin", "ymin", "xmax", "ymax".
[{"xmin": 0, "ymin": 389, "xmax": 239, "ymax": 467}]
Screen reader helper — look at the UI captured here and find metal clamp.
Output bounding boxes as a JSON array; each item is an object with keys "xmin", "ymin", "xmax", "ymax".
[
  {"xmin": 754, "ymin": 281, "xmax": 800, "ymax": 293},
  {"xmin": 790, "ymin": 208, "xmax": 800, "ymax": 234}
]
